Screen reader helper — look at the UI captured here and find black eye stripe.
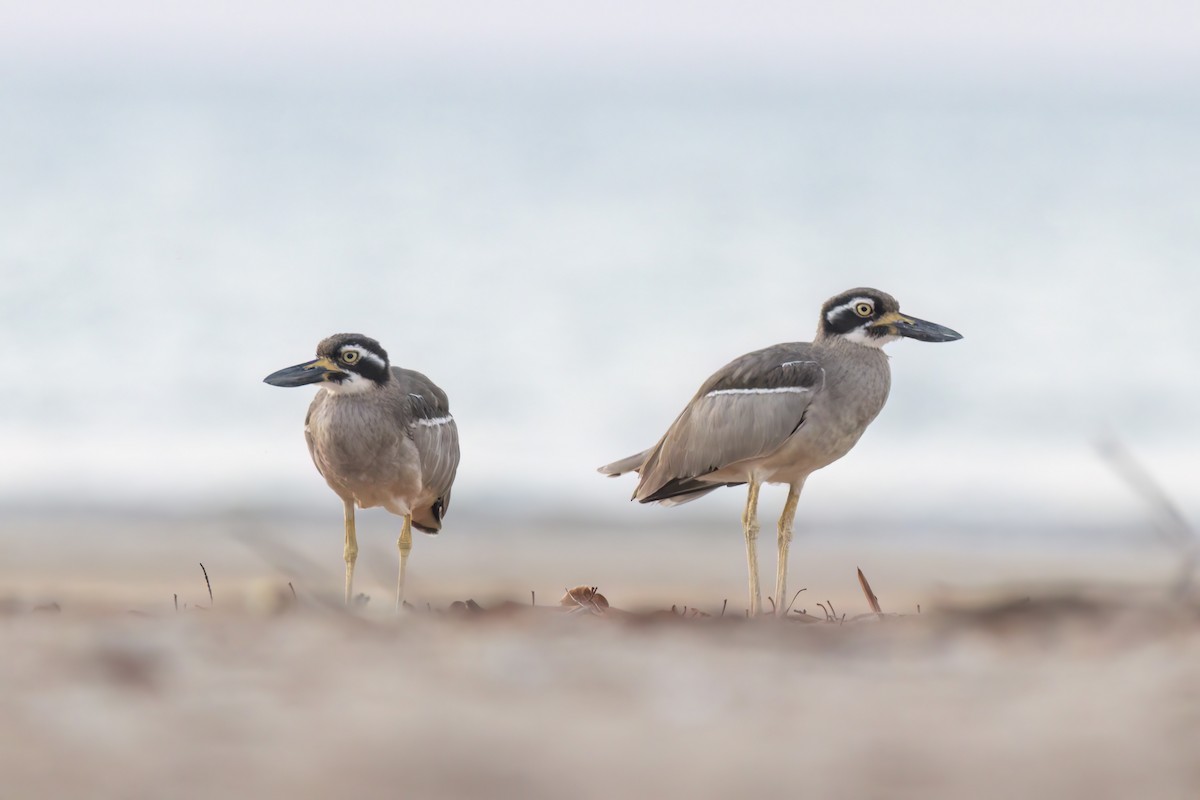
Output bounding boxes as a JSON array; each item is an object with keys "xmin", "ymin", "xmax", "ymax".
[
  {"xmin": 826, "ymin": 300, "xmax": 873, "ymax": 322},
  {"xmin": 817, "ymin": 289, "xmax": 899, "ymax": 338},
  {"xmin": 315, "ymin": 335, "xmax": 391, "ymax": 382},
  {"xmin": 821, "ymin": 297, "xmax": 887, "ymax": 336}
]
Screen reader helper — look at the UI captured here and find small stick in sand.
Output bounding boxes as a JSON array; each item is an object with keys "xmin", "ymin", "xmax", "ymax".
[
  {"xmin": 785, "ymin": 588, "xmax": 807, "ymax": 614},
  {"xmin": 199, "ymin": 563, "xmax": 213, "ymax": 606}
]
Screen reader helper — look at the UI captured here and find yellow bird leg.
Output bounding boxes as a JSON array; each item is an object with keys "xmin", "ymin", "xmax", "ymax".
[
  {"xmin": 742, "ymin": 480, "xmax": 762, "ymax": 615},
  {"xmin": 343, "ymin": 498, "xmax": 358, "ymax": 606},
  {"xmin": 396, "ymin": 514, "xmax": 413, "ymax": 613},
  {"xmin": 775, "ymin": 483, "xmax": 801, "ymax": 616}
]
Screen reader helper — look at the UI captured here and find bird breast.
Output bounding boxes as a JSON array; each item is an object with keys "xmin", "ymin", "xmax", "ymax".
[
  {"xmin": 756, "ymin": 346, "xmax": 892, "ymax": 481},
  {"xmin": 306, "ymin": 394, "xmax": 422, "ymax": 507}
]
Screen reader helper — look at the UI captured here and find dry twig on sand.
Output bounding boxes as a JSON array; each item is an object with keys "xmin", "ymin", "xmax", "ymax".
[{"xmin": 199, "ymin": 563, "xmax": 213, "ymax": 607}]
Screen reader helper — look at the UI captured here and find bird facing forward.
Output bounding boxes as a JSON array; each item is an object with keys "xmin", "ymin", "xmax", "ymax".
[
  {"xmin": 599, "ymin": 288, "xmax": 961, "ymax": 616},
  {"xmin": 264, "ymin": 334, "xmax": 460, "ymax": 610}
]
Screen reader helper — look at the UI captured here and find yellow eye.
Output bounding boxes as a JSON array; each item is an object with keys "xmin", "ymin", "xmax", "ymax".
[
  {"xmin": 341, "ymin": 350, "xmax": 360, "ymax": 364},
  {"xmin": 854, "ymin": 302, "xmax": 874, "ymax": 318}
]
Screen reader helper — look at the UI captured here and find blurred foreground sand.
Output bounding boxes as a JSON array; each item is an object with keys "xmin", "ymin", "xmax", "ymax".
[{"xmin": 2, "ymin": 511, "xmax": 1198, "ymax": 799}]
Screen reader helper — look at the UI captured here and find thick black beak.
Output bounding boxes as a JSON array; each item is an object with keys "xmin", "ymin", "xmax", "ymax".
[
  {"xmin": 888, "ymin": 314, "xmax": 963, "ymax": 343},
  {"xmin": 263, "ymin": 358, "xmax": 335, "ymax": 387}
]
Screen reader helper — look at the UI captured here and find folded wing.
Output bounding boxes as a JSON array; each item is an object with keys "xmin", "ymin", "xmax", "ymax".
[
  {"xmin": 632, "ymin": 345, "xmax": 825, "ymax": 504},
  {"xmin": 393, "ymin": 367, "xmax": 461, "ymax": 532}
]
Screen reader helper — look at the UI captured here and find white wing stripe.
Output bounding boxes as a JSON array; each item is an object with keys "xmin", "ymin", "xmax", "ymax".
[
  {"xmin": 704, "ymin": 387, "xmax": 812, "ymax": 397},
  {"xmin": 416, "ymin": 415, "xmax": 454, "ymax": 427}
]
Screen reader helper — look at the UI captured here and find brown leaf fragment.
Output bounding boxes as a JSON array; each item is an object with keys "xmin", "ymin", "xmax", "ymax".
[{"xmin": 857, "ymin": 567, "xmax": 883, "ymax": 615}]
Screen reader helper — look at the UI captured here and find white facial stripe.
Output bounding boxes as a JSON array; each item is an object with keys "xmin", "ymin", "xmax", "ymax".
[
  {"xmin": 340, "ymin": 345, "xmax": 386, "ymax": 369},
  {"xmin": 705, "ymin": 386, "xmax": 812, "ymax": 398},
  {"xmin": 824, "ymin": 297, "xmax": 875, "ymax": 323},
  {"xmin": 320, "ymin": 371, "xmax": 377, "ymax": 394},
  {"xmin": 416, "ymin": 415, "xmax": 454, "ymax": 427},
  {"xmin": 840, "ymin": 327, "xmax": 895, "ymax": 348}
]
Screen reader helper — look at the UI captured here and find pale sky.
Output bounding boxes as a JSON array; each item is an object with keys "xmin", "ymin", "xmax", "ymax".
[{"xmin": 4, "ymin": 0, "xmax": 1200, "ymax": 79}]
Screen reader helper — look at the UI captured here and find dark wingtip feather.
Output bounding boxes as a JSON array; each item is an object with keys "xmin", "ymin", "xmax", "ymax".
[
  {"xmin": 639, "ymin": 477, "xmax": 745, "ymax": 504},
  {"xmin": 412, "ymin": 497, "xmax": 446, "ymax": 535}
]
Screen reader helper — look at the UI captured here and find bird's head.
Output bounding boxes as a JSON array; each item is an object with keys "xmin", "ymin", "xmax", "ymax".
[
  {"xmin": 817, "ymin": 288, "xmax": 962, "ymax": 348},
  {"xmin": 263, "ymin": 333, "xmax": 391, "ymax": 394}
]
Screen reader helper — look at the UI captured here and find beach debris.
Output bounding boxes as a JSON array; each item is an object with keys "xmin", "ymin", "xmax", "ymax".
[
  {"xmin": 449, "ymin": 599, "xmax": 487, "ymax": 615},
  {"xmin": 857, "ymin": 568, "xmax": 883, "ymax": 616},
  {"xmin": 199, "ymin": 562, "xmax": 213, "ymax": 607},
  {"xmin": 560, "ymin": 586, "xmax": 609, "ymax": 614},
  {"xmin": 784, "ymin": 588, "xmax": 807, "ymax": 614},
  {"xmin": 815, "ymin": 601, "xmax": 845, "ymax": 624}
]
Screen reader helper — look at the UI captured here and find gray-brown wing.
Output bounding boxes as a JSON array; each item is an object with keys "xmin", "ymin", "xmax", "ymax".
[
  {"xmin": 393, "ymin": 368, "xmax": 461, "ymax": 517},
  {"xmin": 634, "ymin": 344, "xmax": 825, "ymax": 503}
]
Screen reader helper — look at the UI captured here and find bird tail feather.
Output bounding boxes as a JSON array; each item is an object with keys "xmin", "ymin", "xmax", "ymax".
[{"xmin": 597, "ymin": 449, "xmax": 651, "ymax": 477}]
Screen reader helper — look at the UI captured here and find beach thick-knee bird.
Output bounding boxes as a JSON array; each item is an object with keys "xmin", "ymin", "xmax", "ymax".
[
  {"xmin": 599, "ymin": 288, "xmax": 961, "ymax": 616},
  {"xmin": 264, "ymin": 334, "xmax": 460, "ymax": 610}
]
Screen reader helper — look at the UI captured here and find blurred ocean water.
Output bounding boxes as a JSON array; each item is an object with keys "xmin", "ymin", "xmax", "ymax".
[{"xmin": 1, "ymin": 69, "xmax": 1198, "ymax": 526}]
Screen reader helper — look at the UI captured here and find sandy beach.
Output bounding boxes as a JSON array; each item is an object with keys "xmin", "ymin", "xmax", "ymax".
[{"xmin": 3, "ymin": 510, "xmax": 1198, "ymax": 799}]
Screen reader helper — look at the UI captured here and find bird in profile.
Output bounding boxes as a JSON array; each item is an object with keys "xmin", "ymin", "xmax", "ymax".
[
  {"xmin": 599, "ymin": 288, "xmax": 961, "ymax": 616},
  {"xmin": 264, "ymin": 334, "xmax": 460, "ymax": 610}
]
